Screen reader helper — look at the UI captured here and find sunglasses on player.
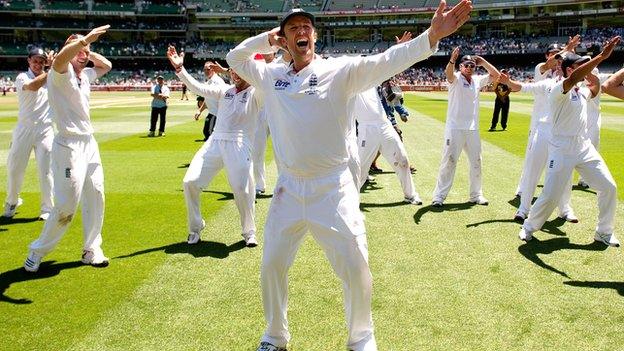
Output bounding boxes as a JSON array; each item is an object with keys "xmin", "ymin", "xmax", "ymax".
[{"xmin": 462, "ymin": 63, "xmax": 476, "ymax": 68}]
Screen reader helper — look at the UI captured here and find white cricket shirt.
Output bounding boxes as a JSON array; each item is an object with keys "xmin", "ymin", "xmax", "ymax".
[
  {"xmin": 227, "ymin": 29, "xmax": 436, "ymax": 177},
  {"xmin": 549, "ymin": 80, "xmax": 590, "ymax": 137},
  {"xmin": 176, "ymin": 68, "xmax": 261, "ymax": 142},
  {"xmin": 47, "ymin": 65, "xmax": 97, "ymax": 136},
  {"xmin": 353, "ymin": 87, "xmax": 391, "ymax": 126},
  {"xmin": 445, "ymin": 72, "xmax": 489, "ymax": 130},
  {"xmin": 520, "ymin": 77, "xmax": 557, "ymax": 130},
  {"xmin": 15, "ymin": 69, "xmax": 51, "ymax": 127},
  {"xmin": 202, "ymin": 73, "xmax": 226, "ymax": 115}
]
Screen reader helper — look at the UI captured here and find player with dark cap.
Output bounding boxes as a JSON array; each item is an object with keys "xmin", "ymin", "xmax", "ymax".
[
  {"xmin": 3, "ymin": 47, "xmax": 55, "ymax": 220},
  {"xmin": 227, "ymin": 1, "xmax": 473, "ymax": 350},
  {"xmin": 514, "ymin": 36, "xmax": 579, "ymax": 197},
  {"xmin": 519, "ymin": 36, "xmax": 621, "ymax": 246},
  {"xmin": 431, "ymin": 47, "xmax": 500, "ymax": 207}
]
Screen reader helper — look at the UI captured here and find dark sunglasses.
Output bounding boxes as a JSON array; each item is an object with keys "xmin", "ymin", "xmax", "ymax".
[{"xmin": 462, "ymin": 63, "xmax": 475, "ymax": 68}]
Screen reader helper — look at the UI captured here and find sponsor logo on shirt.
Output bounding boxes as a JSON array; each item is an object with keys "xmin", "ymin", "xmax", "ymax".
[
  {"xmin": 274, "ymin": 79, "xmax": 290, "ymax": 90},
  {"xmin": 224, "ymin": 92, "xmax": 235, "ymax": 100},
  {"xmin": 65, "ymin": 168, "xmax": 71, "ymax": 178},
  {"xmin": 549, "ymin": 159, "xmax": 554, "ymax": 169}
]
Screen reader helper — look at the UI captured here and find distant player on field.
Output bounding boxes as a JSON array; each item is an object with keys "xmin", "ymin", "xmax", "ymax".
[
  {"xmin": 431, "ymin": 47, "xmax": 500, "ymax": 208},
  {"xmin": 3, "ymin": 47, "xmax": 55, "ymax": 221},
  {"xmin": 167, "ymin": 46, "xmax": 261, "ymax": 248}
]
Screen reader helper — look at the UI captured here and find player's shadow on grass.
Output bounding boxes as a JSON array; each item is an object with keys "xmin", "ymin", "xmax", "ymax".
[
  {"xmin": 360, "ymin": 200, "xmax": 407, "ymax": 211},
  {"xmin": 507, "ymin": 196, "xmax": 521, "ymax": 209},
  {"xmin": 518, "ymin": 237, "xmax": 606, "ymax": 278},
  {"xmin": 466, "ymin": 218, "xmax": 517, "ymax": 227},
  {"xmin": 178, "ymin": 163, "xmax": 190, "ymax": 168},
  {"xmin": 0, "ymin": 216, "xmax": 40, "ymax": 227},
  {"xmin": 571, "ymin": 184, "xmax": 597, "ymax": 195},
  {"xmin": 563, "ymin": 281, "xmax": 624, "ymax": 297},
  {"xmin": 0, "ymin": 261, "xmax": 83, "ymax": 305},
  {"xmin": 413, "ymin": 202, "xmax": 475, "ymax": 224},
  {"xmin": 116, "ymin": 240, "xmax": 247, "ymax": 260}
]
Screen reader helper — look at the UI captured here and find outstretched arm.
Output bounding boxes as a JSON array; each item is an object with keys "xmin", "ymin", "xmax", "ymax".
[
  {"xmin": 52, "ymin": 25, "xmax": 109, "ymax": 74},
  {"xmin": 602, "ymin": 67, "xmax": 624, "ymax": 99},
  {"xmin": 497, "ymin": 72, "xmax": 522, "ymax": 92},
  {"xmin": 563, "ymin": 36, "xmax": 620, "ymax": 93}
]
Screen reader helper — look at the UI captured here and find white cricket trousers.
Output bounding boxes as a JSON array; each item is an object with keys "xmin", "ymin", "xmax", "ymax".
[
  {"xmin": 5, "ymin": 122, "xmax": 54, "ymax": 214},
  {"xmin": 183, "ymin": 137, "xmax": 255, "ymax": 236},
  {"xmin": 517, "ymin": 126, "xmax": 573, "ymax": 217},
  {"xmin": 579, "ymin": 124, "xmax": 600, "ymax": 184},
  {"xmin": 29, "ymin": 134, "xmax": 105, "ymax": 256},
  {"xmin": 523, "ymin": 136, "xmax": 617, "ymax": 235},
  {"xmin": 252, "ymin": 117, "xmax": 270, "ymax": 192},
  {"xmin": 357, "ymin": 122, "xmax": 418, "ymax": 199},
  {"xmin": 260, "ymin": 165, "xmax": 376, "ymax": 351},
  {"xmin": 432, "ymin": 129, "xmax": 483, "ymax": 202}
]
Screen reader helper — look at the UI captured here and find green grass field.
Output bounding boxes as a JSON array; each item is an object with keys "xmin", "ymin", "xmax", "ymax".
[{"xmin": 0, "ymin": 90, "xmax": 622, "ymax": 351}]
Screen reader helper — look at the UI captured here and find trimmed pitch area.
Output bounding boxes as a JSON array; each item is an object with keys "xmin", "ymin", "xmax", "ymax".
[{"xmin": 0, "ymin": 91, "xmax": 622, "ymax": 350}]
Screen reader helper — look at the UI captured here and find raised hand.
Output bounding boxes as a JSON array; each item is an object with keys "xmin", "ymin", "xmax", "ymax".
[
  {"xmin": 599, "ymin": 36, "xmax": 621, "ymax": 60},
  {"xmin": 450, "ymin": 46, "xmax": 460, "ymax": 62},
  {"xmin": 45, "ymin": 50, "xmax": 55, "ymax": 68},
  {"xmin": 167, "ymin": 45, "xmax": 184, "ymax": 69},
  {"xmin": 395, "ymin": 31, "xmax": 413, "ymax": 44},
  {"xmin": 564, "ymin": 34, "xmax": 580, "ymax": 53},
  {"xmin": 84, "ymin": 25, "xmax": 110, "ymax": 44},
  {"xmin": 208, "ymin": 61, "xmax": 229, "ymax": 74},
  {"xmin": 428, "ymin": 0, "xmax": 473, "ymax": 45}
]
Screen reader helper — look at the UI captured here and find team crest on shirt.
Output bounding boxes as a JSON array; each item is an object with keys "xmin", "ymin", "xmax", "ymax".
[
  {"xmin": 463, "ymin": 82, "xmax": 470, "ymax": 88},
  {"xmin": 274, "ymin": 79, "xmax": 290, "ymax": 90},
  {"xmin": 224, "ymin": 91, "xmax": 235, "ymax": 100},
  {"xmin": 239, "ymin": 91, "xmax": 248, "ymax": 103},
  {"xmin": 304, "ymin": 74, "xmax": 319, "ymax": 95}
]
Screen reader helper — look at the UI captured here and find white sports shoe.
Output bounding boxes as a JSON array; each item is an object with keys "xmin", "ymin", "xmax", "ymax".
[
  {"xmin": 594, "ymin": 232, "xmax": 620, "ymax": 247},
  {"xmin": 431, "ymin": 200, "xmax": 443, "ymax": 208},
  {"xmin": 242, "ymin": 231, "xmax": 258, "ymax": 247},
  {"xmin": 469, "ymin": 196, "xmax": 489, "ymax": 206},
  {"xmin": 255, "ymin": 189, "xmax": 265, "ymax": 196},
  {"xmin": 257, "ymin": 341, "xmax": 287, "ymax": 351},
  {"xmin": 558, "ymin": 212, "xmax": 579, "ymax": 223},
  {"xmin": 3, "ymin": 198, "xmax": 23, "ymax": 218},
  {"xmin": 187, "ymin": 219, "xmax": 206, "ymax": 245},
  {"xmin": 81, "ymin": 249, "xmax": 110, "ymax": 267},
  {"xmin": 24, "ymin": 251, "xmax": 42, "ymax": 273},
  {"xmin": 518, "ymin": 228, "xmax": 533, "ymax": 242},
  {"xmin": 404, "ymin": 196, "xmax": 423, "ymax": 205},
  {"xmin": 38, "ymin": 212, "xmax": 50, "ymax": 221}
]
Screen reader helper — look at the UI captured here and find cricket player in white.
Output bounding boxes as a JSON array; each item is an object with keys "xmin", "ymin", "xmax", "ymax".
[
  {"xmin": 577, "ymin": 68, "xmax": 611, "ymax": 189},
  {"xmin": 355, "ymin": 86, "xmax": 422, "ymax": 204},
  {"xmin": 603, "ymin": 66, "xmax": 624, "ymax": 100},
  {"xmin": 3, "ymin": 47, "xmax": 55, "ymax": 220},
  {"xmin": 226, "ymin": 2, "xmax": 472, "ymax": 350},
  {"xmin": 499, "ymin": 61, "xmax": 577, "ymax": 223},
  {"xmin": 519, "ymin": 37, "xmax": 621, "ymax": 247},
  {"xmin": 431, "ymin": 48, "xmax": 499, "ymax": 207},
  {"xmin": 24, "ymin": 25, "xmax": 112, "ymax": 273},
  {"xmin": 167, "ymin": 46, "xmax": 261, "ymax": 247}
]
